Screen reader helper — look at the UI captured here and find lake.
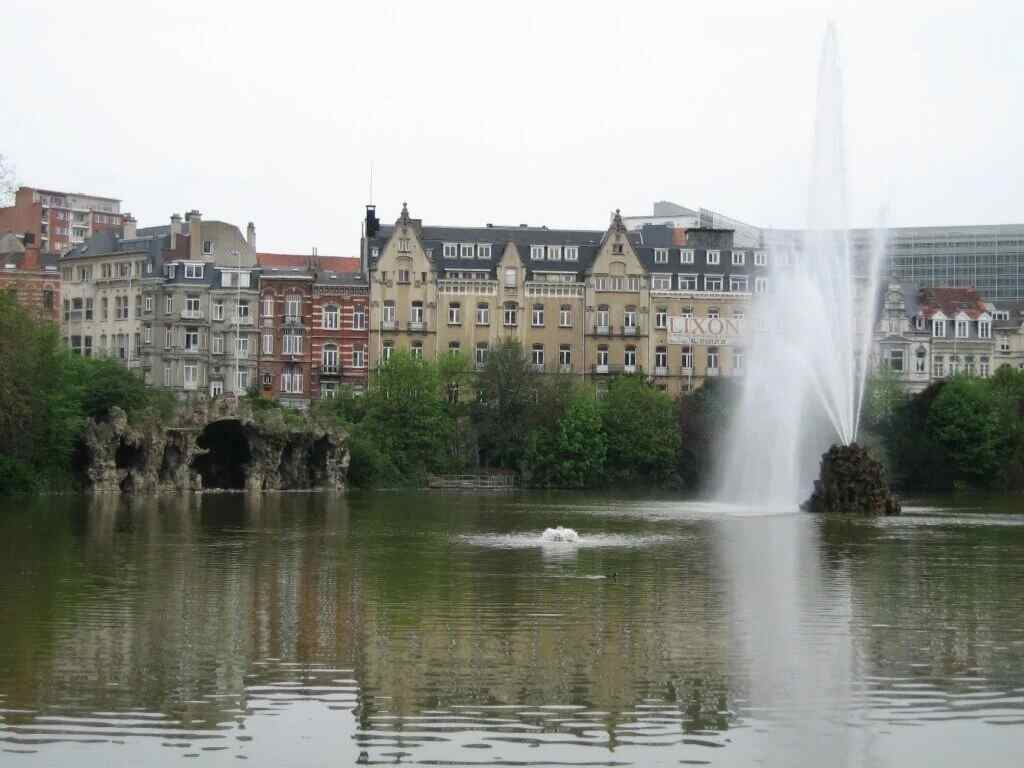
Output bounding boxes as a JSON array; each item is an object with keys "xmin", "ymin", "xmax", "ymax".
[{"xmin": 1, "ymin": 492, "xmax": 1022, "ymax": 767}]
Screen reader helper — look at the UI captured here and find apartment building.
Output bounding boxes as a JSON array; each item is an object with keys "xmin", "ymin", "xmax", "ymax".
[
  {"xmin": 256, "ymin": 253, "xmax": 367, "ymax": 407},
  {"xmin": 874, "ymin": 284, "xmax": 1003, "ymax": 391},
  {"xmin": 0, "ymin": 232, "xmax": 60, "ymax": 323},
  {"xmin": 0, "ymin": 186, "xmax": 123, "ymax": 255},
  {"xmin": 140, "ymin": 213, "xmax": 259, "ymax": 395},
  {"xmin": 364, "ymin": 204, "xmax": 767, "ymax": 395}
]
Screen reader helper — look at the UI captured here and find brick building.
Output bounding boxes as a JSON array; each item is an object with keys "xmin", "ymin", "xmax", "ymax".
[
  {"xmin": 0, "ymin": 186, "xmax": 123, "ymax": 255},
  {"xmin": 0, "ymin": 233, "xmax": 60, "ymax": 323},
  {"xmin": 256, "ymin": 253, "xmax": 367, "ymax": 406}
]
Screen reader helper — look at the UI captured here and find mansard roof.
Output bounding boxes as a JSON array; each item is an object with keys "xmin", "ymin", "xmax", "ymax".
[
  {"xmin": 918, "ymin": 287, "xmax": 994, "ymax": 320},
  {"xmin": 61, "ymin": 228, "xmax": 167, "ymax": 266}
]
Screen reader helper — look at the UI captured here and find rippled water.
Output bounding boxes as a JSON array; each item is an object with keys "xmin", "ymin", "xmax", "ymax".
[{"xmin": 1, "ymin": 493, "xmax": 1023, "ymax": 766}]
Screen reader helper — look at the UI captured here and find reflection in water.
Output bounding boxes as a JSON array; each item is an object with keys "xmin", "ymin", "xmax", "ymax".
[{"xmin": 1, "ymin": 493, "xmax": 1023, "ymax": 766}]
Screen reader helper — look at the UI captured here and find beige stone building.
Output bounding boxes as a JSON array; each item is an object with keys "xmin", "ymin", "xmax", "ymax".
[{"xmin": 363, "ymin": 205, "xmax": 768, "ymax": 396}]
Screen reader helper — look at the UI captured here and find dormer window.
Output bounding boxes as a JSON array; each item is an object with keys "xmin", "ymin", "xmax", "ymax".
[
  {"xmin": 612, "ymin": 243, "xmax": 624, "ymax": 255},
  {"xmin": 531, "ymin": 245, "xmax": 545, "ymax": 261},
  {"xmin": 565, "ymin": 246, "xmax": 579, "ymax": 261},
  {"xmin": 398, "ymin": 237, "xmax": 411, "ymax": 253},
  {"xmin": 955, "ymin": 318, "xmax": 969, "ymax": 338},
  {"xmin": 933, "ymin": 318, "xmax": 947, "ymax": 337},
  {"xmin": 164, "ymin": 264, "xmax": 175, "ymax": 279},
  {"xmin": 979, "ymin": 318, "xmax": 992, "ymax": 339},
  {"xmin": 707, "ymin": 250, "xmax": 721, "ymax": 265},
  {"xmin": 681, "ymin": 249, "xmax": 694, "ymax": 264},
  {"xmin": 478, "ymin": 243, "xmax": 492, "ymax": 260},
  {"xmin": 654, "ymin": 248, "xmax": 668, "ymax": 264},
  {"xmin": 371, "ymin": 247, "xmax": 380, "ymax": 259},
  {"xmin": 202, "ymin": 240, "xmax": 213, "ymax": 255},
  {"xmin": 754, "ymin": 250, "xmax": 767, "ymax": 266},
  {"xmin": 443, "ymin": 243, "xmax": 457, "ymax": 259},
  {"xmin": 915, "ymin": 315, "xmax": 925, "ymax": 331},
  {"xmin": 460, "ymin": 243, "xmax": 474, "ymax": 259},
  {"xmin": 732, "ymin": 251, "xmax": 746, "ymax": 266},
  {"xmin": 184, "ymin": 263, "xmax": 204, "ymax": 279},
  {"xmin": 547, "ymin": 245, "xmax": 562, "ymax": 261}
]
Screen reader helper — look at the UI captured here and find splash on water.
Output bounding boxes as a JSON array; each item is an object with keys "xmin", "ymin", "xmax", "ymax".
[
  {"xmin": 717, "ymin": 22, "xmax": 884, "ymax": 508},
  {"xmin": 541, "ymin": 526, "xmax": 579, "ymax": 543}
]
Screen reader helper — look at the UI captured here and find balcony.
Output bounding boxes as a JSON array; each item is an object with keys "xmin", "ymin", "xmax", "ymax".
[
  {"xmin": 282, "ymin": 314, "xmax": 304, "ymax": 326},
  {"xmin": 320, "ymin": 364, "xmax": 340, "ymax": 376},
  {"xmin": 531, "ymin": 363, "xmax": 545, "ymax": 373},
  {"xmin": 592, "ymin": 364, "xmax": 642, "ymax": 375},
  {"xmin": 622, "ymin": 325, "xmax": 637, "ymax": 336},
  {"xmin": 408, "ymin": 320, "xmax": 426, "ymax": 332},
  {"xmin": 655, "ymin": 366, "xmax": 669, "ymax": 376},
  {"xmin": 595, "ymin": 325, "xmax": 610, "ymax": 335},
  {"xmin": 707, "ymin": 367, "xmax": 720, "ymax": 377},
  {"xmin": 181, "ymin": 309, "xmax": 204, "ymax": 320},
  {"xmin": 623, "ymin": 364, "xmax": 637, "ymax": 374},
  {"xmin": 381, "ymin": 319, "xmax": 398, "ymax": 330},
  {"xmin": 594, "ymin": 364, "xmax": 609, "ymax": 374},
  {"xmin": 232, "ymin": 315, "xmax": 254, "ymax": 326}
]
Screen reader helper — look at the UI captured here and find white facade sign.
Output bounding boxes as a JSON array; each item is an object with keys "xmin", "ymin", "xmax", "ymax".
[{"xmin": 668, "ymin": 316, "xmax": 745, "ymax": 346}]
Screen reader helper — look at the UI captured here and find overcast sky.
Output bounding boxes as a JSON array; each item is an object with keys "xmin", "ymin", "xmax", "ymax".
[{"xmin": 4, "ymin": 0, "xmax": 1021, "ymax": 254}]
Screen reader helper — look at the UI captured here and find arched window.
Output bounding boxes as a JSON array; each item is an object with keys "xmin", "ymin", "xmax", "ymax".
[{"xmin": 322, "ymin": 343, "xmax": 338, "ymax": 373}]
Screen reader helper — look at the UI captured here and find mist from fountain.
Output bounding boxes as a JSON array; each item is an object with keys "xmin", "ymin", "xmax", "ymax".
[{"xmin": 717, "ymin": 23, "xmax": 884, "ymax": 508}]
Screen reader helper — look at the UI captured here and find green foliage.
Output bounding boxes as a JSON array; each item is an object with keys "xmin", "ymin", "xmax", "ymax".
[
  {"xmin": 472, "ymin": 340, "xmax": 537, "ymax": 470},
  {"xmin": 862, "ymin": 367, "xmax": 908, "ymax": 433},
  {"xmin": 927, "ymin": 376, "xmax": 1005, "ymax": 487},
  {"xmin": 677, "ymin": 378, "xmax": 741, "ymax": 490},
  {"xmin": 554, "ymin": 394, "xmax": 607, "ymax": 487},
  {"xmin": 601, "ymin": 375, "xmax": 681, "ymax": 485}
]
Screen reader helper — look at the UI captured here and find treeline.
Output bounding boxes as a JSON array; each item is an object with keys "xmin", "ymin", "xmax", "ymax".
[
  {"xmin": 0, "ymin": 294, "xmax": 175, "ymax": 494},
  {"xmin": 314, "ymin": 340, "xmax": 732, "ymax": 490},
  {"xmin": 863, "ymin": 366, "xmax": 1024, "ymax": 491}
]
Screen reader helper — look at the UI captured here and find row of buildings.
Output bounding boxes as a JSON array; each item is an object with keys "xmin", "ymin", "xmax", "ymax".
[{"xmin": 3, "ymin": 185, "xmax": 1024, "ymax": 403}]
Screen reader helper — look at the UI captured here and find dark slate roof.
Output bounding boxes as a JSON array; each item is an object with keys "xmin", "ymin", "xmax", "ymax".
[
  {"xmin": 317, "ymin": 270, "xmax": 369, "ymax": 287},
  {"xmin": 61, "ymin": 229, "xmax": 168, "ymax": 268}
]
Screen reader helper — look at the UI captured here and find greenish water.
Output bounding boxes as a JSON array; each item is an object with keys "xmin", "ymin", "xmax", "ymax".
[{"xmin": 1, "ymin": 492, "xmax": 1023, "ymax": 767}]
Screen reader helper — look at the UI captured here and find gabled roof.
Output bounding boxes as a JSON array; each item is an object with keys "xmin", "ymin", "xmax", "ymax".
[{"xmin": 918, "ymin": 287, "xmax": 992, "ymax": 320}]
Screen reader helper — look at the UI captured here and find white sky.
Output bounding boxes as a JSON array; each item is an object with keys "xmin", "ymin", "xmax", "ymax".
[{"xmin": 4, "ymin": 0, "xmax": 1021, "ymax": 254}]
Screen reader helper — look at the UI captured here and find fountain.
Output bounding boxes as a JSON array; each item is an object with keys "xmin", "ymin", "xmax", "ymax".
[
  {"xmin": 541, "ymin": 526, "xmax": 580, "ymax": 543},
  {"xmin": 717, "ymin": 23, "xmax": 899, "ymax": 513}
]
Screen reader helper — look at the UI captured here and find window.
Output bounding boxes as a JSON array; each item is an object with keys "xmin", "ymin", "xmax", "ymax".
[
  {"xmin": 185, "ymin": 263, "xmax": 204, "ymax": 279},
  {"xmin": 980, "ymin": 356, "xmax": 990, "ymax": 377},
  {"xmin": 532, "ymin": 303, "xmax": 544, "ymax": 327},
  {"xmin": 85, "ymin": 297, "xmax": 94, "ymax": 320},
  {"xmin": 965, "ymin": 355, "xmax": 976, "ymax": 376},
  {"xmin": 165, "ymin": 295, "xmax": 173, "ymax": 314},
  {"xmin": 707, "ymin": 347, "xmax": 720, "ymax": 371},
  {"xmin": 202, "ymin": 240, "xmax": 213, "ymax": 255},
  {"xmin": 460, "ymin": 243, "xmax": 474, "ymax": 259},
  {"xmin": 755, "ymin": 277, "xmax": 768, "ymax": 294},
  {"xmin": 754, "ymin": 250, "xmax": 767, "ymax": 266},
  {"xmin": 955, "ymin": 318, "xmax": 969, "ymax": 338},
  {"xmin": 448, "ymin": 302, "xmax": 462, "ymax": 325},
  {"xmin": 704, "ymin": 275, "xmax": 723, "ymax": 292},
  {"xmin": 410, "ymin": 342, "xmax": 423, "ymax": 360},
  {"xmin": 382, "ymin": 342, "xmax": 394, "ymax": 362},
  {"xmin": 411, "ymin": 301, "xmax": 424, "ymax": 325},
  {"xmin": 678, "ymin": 274, "xmax": 698, "ymax": 291},
  {"xmin": 597, "ymin": 346, "xmax": 609, "ymax": 367},
  {"xmin": 185, "ymin": 294, "xmax": 201, "ymax": 318},
  {"xmin": 559, "ymin": 304, "xmax": 572, "ymax": 327},
  {"xmin": 915, "ymin": 315, "xmax": 925, "ymax": 331},
  {"xmin": 397, "ymin": 269, "xmax": 411, "ymax": 284},
  {"xmin": 504, "ymin": 267, "xmax": 517, "ymax": 287},
  {"xmin": 596, "ymin": 305, "xmax": 610, "ymax": 331},
  {"xmin": 732, "ymin": 251, "xmax": 746, "ymax": 266},
  {"xmin": 383, "ymin": 301, "xmax": 396, "ymax": 326},
  {"xmin": 915, "ymin": 347, "xmax": 927, "ymax": 373},
  {"xmin": 979, "ymin": 318, "xmax": 992, "ymax": 339},
  {"xmin": 262, "ymin": 296, "xmax": 274, "ymax": 317},
  {"xmin": 729, "ymin": 275, "xmax": 749, "ymax": 292},
  {"xmin": 144, "ymin": 295, "xmax": 153, "ymax": 313},
  {"xmin": 654, "ymin": 248, "xmax": 668, "ymax": 264},
  {"xmin": 164, "ymin": 264, "xmax": 176, "ymax": 279},
  {"xmin": 236, "ymin": 300, "xmax": 250, "ymax": 321},
  {"xmin": 503, "ymin": 302, "xmax": 517, "ymax": 326},
  {"xmin": 624, "ymin": 307, "xmax": 637, "ymax": 330},
  {"xmin": 165, "ymin": 327, "xmax": 174, "ymax": 348},
  {"xmin": 322, "ymin": 305, "xmax": 340, "ymax": 329},
  {"xmin": 655, "ymin": 307, "xmax": 667, "ymax": 329},
  {"xmin": 262, "ymin": 372, "xmax": 272, "ymax": 387},
  {"xmin": 612, "ymin": 243, "xmax": 623, "ymax": 255},
  {"xmin": 476, "ymin": 302, "xmax": 490, "ymax": 325},
  {"xmin": 286, "ymin": 297, "xmax": 301, "ymax": 321},
  {"xmin": 999, "ymin": 336, "xmax": 1011, "ymax": 353},
  {"xmin": 531, "ymin": 344, "xmax": 545, "ymax": 369},
  {"xmin": 210, "ymin": 381, "xmax": 224, "ymax": 398},
  {"xmin": 183, "ymin": 364, "xmax": 199, "ymax": 390},
  {"xmin": 184, "ymin": 327, "xmax": 199, "ymax": 351},
  {"xmin": 648, "ymin": 272, "xmax": 672, "ymax": 293},
  {"xmin": 655, "ymin": 347, "xmax": 667, "ymax": 370},
  {"xmin": 933, "ymin": 318, "xmax": 947, "ymax": 337},
  {"xmin": 283, "ymin": 333, "xmax": 303, "ymax": 355},
  {"xmin": 353, "ymin": 346, "xmax": 366, "ymax": 368},
  {"xmin": 547, "ymin": 245, "xmax": 562, "ymax": 261},
  {"xmin": 164, "ymin": 365, "xmax": 172, "ymax": 387},
  {"xmin": 733, "ymin": 348, "xmax": 745, "ymax": 373},
  {"xmin": 624, "ymin": 346, "xmax": 637, "ymax": 369},
  {"xmin": 679, "ymin": 249, "xmax": 694, "ymax": 264},
  {"xmin": 559, "ymin": 344, "xmax": 571, "ymax": 369},
  {"xmin": 478, "ymin": 243, "xmax": 492, "ymax": 260},
  {"xmin": 281, "ymin": 370, "xmax": 303, "ymax": 394},
  {"xmin": 352, "ymin": 305, "xmax": 366, "ymax": 330},
  {"xmin": 531, "ymin": 245, "xmax": 545, "ymax": 261},
  {"xmin": 398, "ymin": 237, "xmax": 411, "ymax": 253},
  {"xmin": 707, "ymin": 250, "xmax": 721, "ymax": 265},
  {"xmin": 235, "ymin": 337, "xmax": 249, "ymax": 358},
  {"xmin": 116, "ymin": 295, "xmax": 129, "ymax": 320},
  {"xmin": 143, "ymin": 326, "xmax": 152, "ymax": 345},
  {"xmin": 475, "ymin": 343, "xmax": 488, "ymax": 368},
  {"xmin": 887, "ymin": 349, "xmax": 904, "ymax": 372},
  {"xmin": 565, "ymin": 246, "xmax": 579, "ymax": 261},
  {"xmin": 707, "ymin": 307, "xmax": 720, "ymax": 320}
]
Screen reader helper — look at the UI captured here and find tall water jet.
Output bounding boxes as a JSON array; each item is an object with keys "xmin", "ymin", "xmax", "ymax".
[{"xmin": 717, "ymin": 23, "xmax": 884, "ymax": 507}]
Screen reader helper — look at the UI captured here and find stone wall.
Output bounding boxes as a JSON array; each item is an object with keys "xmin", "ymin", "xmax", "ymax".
[{"xmin": 79, "ymin": 398, "xmax": 348, "ymax": 494}]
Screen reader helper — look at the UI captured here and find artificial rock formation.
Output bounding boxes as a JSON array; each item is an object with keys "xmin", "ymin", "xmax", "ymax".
[
  {"xmin": 79, "ymin": 399, "xmax": 349, "ymax": 494},
  {"xmin": 802, "ymin": 443, "xmax": 901, "ymax": 515}
]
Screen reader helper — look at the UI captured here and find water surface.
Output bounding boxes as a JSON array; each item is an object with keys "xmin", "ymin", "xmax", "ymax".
[{"xmin": 1, "ymin": 492, "xmax": 1022, "ymax": 766}]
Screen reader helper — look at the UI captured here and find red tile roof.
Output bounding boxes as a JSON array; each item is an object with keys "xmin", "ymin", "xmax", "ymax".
[
  {"xmin": 919, "ymin": 287, "xmax": 991, "ymax": 319},
  {"xmin": 257, "ymin": 253, "xmax": 360, "ymax": 272}
]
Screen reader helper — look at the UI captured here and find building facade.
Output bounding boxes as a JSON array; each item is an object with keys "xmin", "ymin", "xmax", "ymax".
[
  {"xmin": 0, "ymin": 233, "xmax": 60, "ymax": 323},
  {"xmin": 364, "ymin": 204, "xmax": 767, "ymax": 396},
  {"xmin": 0, "ymin": 186, "xmax": 123, "ymax": 255}
]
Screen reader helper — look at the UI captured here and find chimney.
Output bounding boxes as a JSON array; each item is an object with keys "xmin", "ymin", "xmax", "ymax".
[
  {"xmin": 185, "ymin": 210, "xmax": 201, "ymax": 259},
  {"xmin": 170, "ymin": 213, "xmax": 182, "ymax": 249},
  {"xmin": 246, "ymin": 221, "xmax": 256, "ymax": 251},
  {"xmin": 123, "ymin": 214, "xmax": 137, "ymax": 239}
]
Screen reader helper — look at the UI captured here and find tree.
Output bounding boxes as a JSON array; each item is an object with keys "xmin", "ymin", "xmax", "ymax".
[
  {"xmin": 601, "ymin": 375, "xmax": 680, "ymax": 484},
  {"xmin": 678, "ymin": 378, "xmax": 740, "ymax": 490},
  {"xmin": 523, "ymin": 375, "xmax": 582, "ymax": 486},
  {"xmin": 862, "ymin": 366, "xmax": 907, "ymax": 433},
  {"xmin": 0, "ymin": 154, "xmax": 14, "ymax": 206},
  {"xmin": 927, "ymin": 375, "xmax": 1004, "ymax": 488},
  {"xmin": 554, "ymin": 394, "xmax": 607, "ymax": 487},
  {"xmin": 472, "ymin": 339, "xmax": 537, "ymax": 470}
]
